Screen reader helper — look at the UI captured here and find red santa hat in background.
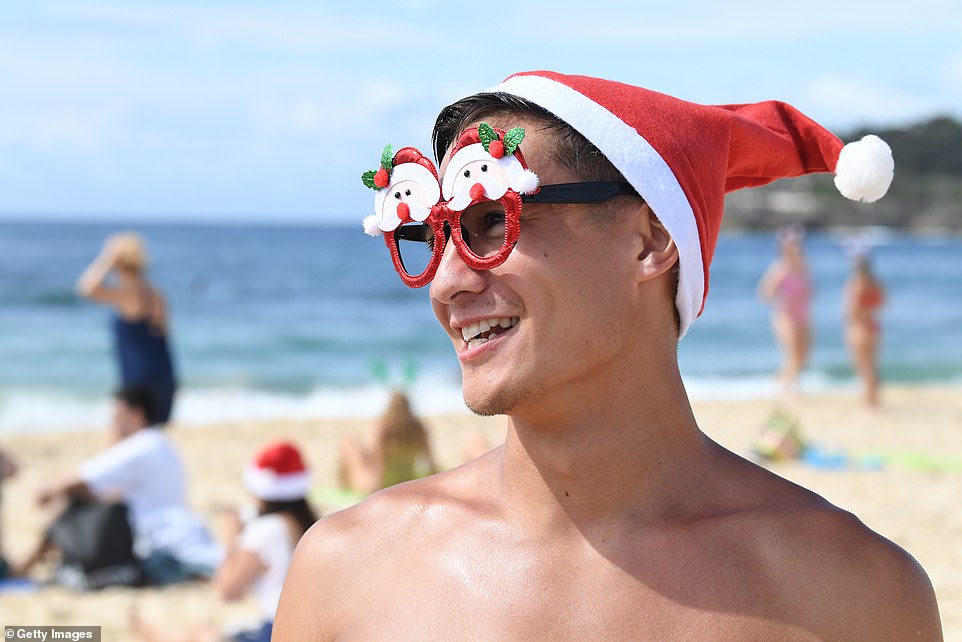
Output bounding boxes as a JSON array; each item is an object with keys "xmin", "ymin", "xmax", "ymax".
[
  {"xmin": 244, "ymin": 441, "xmax": 311, "ymax": 502},
  {"xmin": 487, "ymin": 70, "xmax": 894, "ymax": 337}
]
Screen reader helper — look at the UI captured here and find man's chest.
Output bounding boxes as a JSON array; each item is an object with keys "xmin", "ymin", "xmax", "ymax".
[{"xmin": 335, "ymin": 547, "xmax": 816, "ymax": 640}]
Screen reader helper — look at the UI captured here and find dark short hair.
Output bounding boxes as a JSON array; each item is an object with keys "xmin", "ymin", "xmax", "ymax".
[
  {"xmin": 114, "ymin": 385, "xmax": 158, "ymax": 426},
  {"xmin": 433, "ymin": 92, "xmax": 626, "ymax": 184}
]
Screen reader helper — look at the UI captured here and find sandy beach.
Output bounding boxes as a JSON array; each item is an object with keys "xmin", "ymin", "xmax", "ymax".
[{"xmin": 1, "ymin": 384, "xmax": 960, "ymax": 640}]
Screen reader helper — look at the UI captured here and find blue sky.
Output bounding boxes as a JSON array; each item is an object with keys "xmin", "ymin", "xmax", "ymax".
[{"xmin": 2, "ymin": 1, "xmax": 960, "ymax": 224}]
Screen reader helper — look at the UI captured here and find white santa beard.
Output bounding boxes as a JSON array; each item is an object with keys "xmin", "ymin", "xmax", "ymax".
[
  {"xmin": 447, "ymin": 179, "xmax": 510, "ymax": 212},
  {"xmin": 378, "ymin": 200, "xmax": 434, "ymax": 231}
]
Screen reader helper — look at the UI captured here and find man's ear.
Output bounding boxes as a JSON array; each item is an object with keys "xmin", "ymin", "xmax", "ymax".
[{"xmin": 633, "ymin": 203, "xmax": 678, "ymax": 283}]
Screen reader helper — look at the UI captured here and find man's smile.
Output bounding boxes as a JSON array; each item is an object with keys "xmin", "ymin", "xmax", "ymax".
[{"xmin": 458, "ymin": 316, "xmax": 520, "ymax": 350}]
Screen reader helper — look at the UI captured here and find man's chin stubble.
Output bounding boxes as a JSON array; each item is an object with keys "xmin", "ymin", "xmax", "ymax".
[{"xmin": 464, "ymin": 387, "xmax": 536, "ymax": 417}]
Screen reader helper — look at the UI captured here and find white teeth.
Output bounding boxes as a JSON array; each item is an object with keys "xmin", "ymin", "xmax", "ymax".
[
  {"xmin": 462, "ymin": 323, "xmax": 480, "ymax": 341},
  {"xmin": 459, "ymin": 317, "xmax": 519, "ymax": 343}
]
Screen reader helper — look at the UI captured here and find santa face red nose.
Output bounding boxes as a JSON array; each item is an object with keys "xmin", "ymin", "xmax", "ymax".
[
  {"xmin": 469, "ymin": 182, "xmax": 486, "ymax": 201},
  {"xmin": 396, "ymin": 202, "xmax": 411, "ymax": 223}
]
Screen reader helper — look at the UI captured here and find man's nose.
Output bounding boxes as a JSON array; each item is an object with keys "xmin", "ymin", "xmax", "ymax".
[{"xmin": 430, "ymin": 227, "xmax": 485, "ymax": 304}]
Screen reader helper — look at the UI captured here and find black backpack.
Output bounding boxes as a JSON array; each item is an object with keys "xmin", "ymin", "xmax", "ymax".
[{"xmin": 47, "ymin": 500, "xmax": 143, "ymax": 590}]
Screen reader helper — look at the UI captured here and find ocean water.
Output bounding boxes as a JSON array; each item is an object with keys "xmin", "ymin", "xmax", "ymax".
[{"xmin": 1, "ymin": 221, "xmax": 960, "ymax": 433}]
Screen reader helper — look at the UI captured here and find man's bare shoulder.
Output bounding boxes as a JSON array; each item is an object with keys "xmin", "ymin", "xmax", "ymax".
[
  {"xmin": 273, "ymin": 451, "xmax": 499, "ymax": 640},
  {"xmin": 291, "ymin": 449, "xmax": 495, "ymax": 579},
  {"xmin": 321, "ymin": 447, "xmax": 496, "ymax": 541},
  {"xmin": 710, "ymin": 454, "xmax": 942, "ymax": 639}
]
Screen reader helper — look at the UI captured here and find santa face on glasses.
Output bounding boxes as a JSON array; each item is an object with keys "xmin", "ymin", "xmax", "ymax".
[
  {"xmin": 441, "ymin": 127, "xmax": 539, "ymax": 213},
  {"xmin": 366, "ymin": 147, "xmax": 442, "ymax": 234}
]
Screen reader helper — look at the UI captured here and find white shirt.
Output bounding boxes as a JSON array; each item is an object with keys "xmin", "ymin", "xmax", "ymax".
[
  {"xmin": 79, "ymin": 428, "xmax": 221, "ymax": 569},
  {"xmin": 237, "ymin": 513, "xmax": 296, "ymax": 620}
]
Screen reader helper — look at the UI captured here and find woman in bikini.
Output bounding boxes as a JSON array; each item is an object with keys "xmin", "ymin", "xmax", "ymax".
[
  {"xmin": 758, "ymin": 228, "xmax": 813, "ymax": 395},
  {"xmin": 339, "ymin": 390, "xmax": 437, "ymax": 495},
  {"xmin": 844, "ymin": 253, "xmax": 886, "ymax": 406},
  {"xmin": 77, "ymin": 232, "xmax": 177, "ymax": 424}
]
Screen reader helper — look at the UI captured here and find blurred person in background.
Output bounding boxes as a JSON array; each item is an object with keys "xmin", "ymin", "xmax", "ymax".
[
  {"xmin": 339, "ymin": 390, "xmax": 437, "ymax": 494},
  {"xmin": 14, "ymin": 386, "xmax": 219, "ymax": 586},
  {"xmin": 77, "ymin": 232, "xmax": 178, "ymax": 424},
  {"xmin": 757, "ymin": 226, "xmax": 813, "ymax": 395},
  {"xmin": 133, "ymin": 440, "xmax": 318, "ymax": 642},
  {"xmin": 844, "ymin": 252, "xmax": 886, "ymax": 406}
]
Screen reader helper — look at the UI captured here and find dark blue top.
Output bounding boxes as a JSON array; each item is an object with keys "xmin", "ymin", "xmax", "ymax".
[{"xmin": 112, "ymin": 314, "xmax": 177, "ymax": 424}]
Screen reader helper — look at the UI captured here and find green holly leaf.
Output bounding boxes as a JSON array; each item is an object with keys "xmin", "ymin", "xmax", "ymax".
[
  {"xmin": 503, "ymin": 127, "xmax": 525, "ymax": 154},
  {"xmin": 478, "ymin": 122, "xmax": 498, "ymax": 152},
  {"xmin": 361, "ymin": 170, "xmax": 377, "ymax": 189},
  {"xmin": 380, "ymin": 144, "xmax": 394, "ymax": 172}
]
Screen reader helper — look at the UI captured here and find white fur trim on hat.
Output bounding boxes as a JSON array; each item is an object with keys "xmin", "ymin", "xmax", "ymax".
[
  {"xmin": 243, "ymin": 466, "xmax": 311, "ymax": 502},
  {"xmin": 834, "ymin": 135, "xmax": 894, "ymax": 203},
  {"xmin": 489, "ymin": 74, "xmax": 705, "ymax": 338}
]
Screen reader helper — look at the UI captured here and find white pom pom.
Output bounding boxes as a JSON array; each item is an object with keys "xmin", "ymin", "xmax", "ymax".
[
  {"xmin": 833, "ymin": 135, "xmax": 894, "ymax": 203},
  {"xmin": 362, "ymin": 215, "xmax": 382, "ymax": 236},
  {"xmin": 511, "ymin": 169, "xmax": 540, "ymax": 195}
]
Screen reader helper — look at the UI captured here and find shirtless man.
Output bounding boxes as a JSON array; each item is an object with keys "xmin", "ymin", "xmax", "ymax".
[{"xmin": 274, "ymin": 71, "xmax": 941, "ymax": 640}]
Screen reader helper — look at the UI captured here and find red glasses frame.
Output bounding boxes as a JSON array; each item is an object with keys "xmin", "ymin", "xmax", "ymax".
[{"xmin": 385, "ymin": 182, "xmax": 636, "ymax": 288}]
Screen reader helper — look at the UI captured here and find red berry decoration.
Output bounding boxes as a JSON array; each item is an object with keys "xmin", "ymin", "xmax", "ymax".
[
  {"xmin": 488, "ymin": 139, "xmax": 505, "ymax": 158},
  {"xmin": 373, "ymin": 168, "xmax": 390, "ymax": 188}
]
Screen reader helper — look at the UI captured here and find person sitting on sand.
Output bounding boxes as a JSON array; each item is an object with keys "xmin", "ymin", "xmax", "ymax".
[
  {"xmin": 132, "ymin": 440, "xmax": 318, "ymax": 642},
  {"xmin": 15, "ymin": 386, "xmax": 220, "ymax": 585},
  {"xmin": 338, "ymin": 390, "xmax": 437, "ymax": 494}
]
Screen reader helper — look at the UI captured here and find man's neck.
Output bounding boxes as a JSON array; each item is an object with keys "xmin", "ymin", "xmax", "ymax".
[
  {"xmin": 495, "ymin": 355, "xmax": 713, "ymax": 535},
  {"xmin": 110, "ymin": 424, "xmax": 152, "ymax": 446}
]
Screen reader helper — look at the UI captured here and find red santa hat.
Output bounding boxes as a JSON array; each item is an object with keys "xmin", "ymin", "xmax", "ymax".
[
  {"xmin": 487, "ymin": 71, "xmax": 894, "ymax": 337},
  {"xmin": 243, "ymin": 441, "xmax": 311, "ymax": 502}
]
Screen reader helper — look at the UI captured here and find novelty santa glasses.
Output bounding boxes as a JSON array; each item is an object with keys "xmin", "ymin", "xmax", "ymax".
[{"xmin": 362, "ymin": 123, "xmax": 636, "ymax": 288}]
